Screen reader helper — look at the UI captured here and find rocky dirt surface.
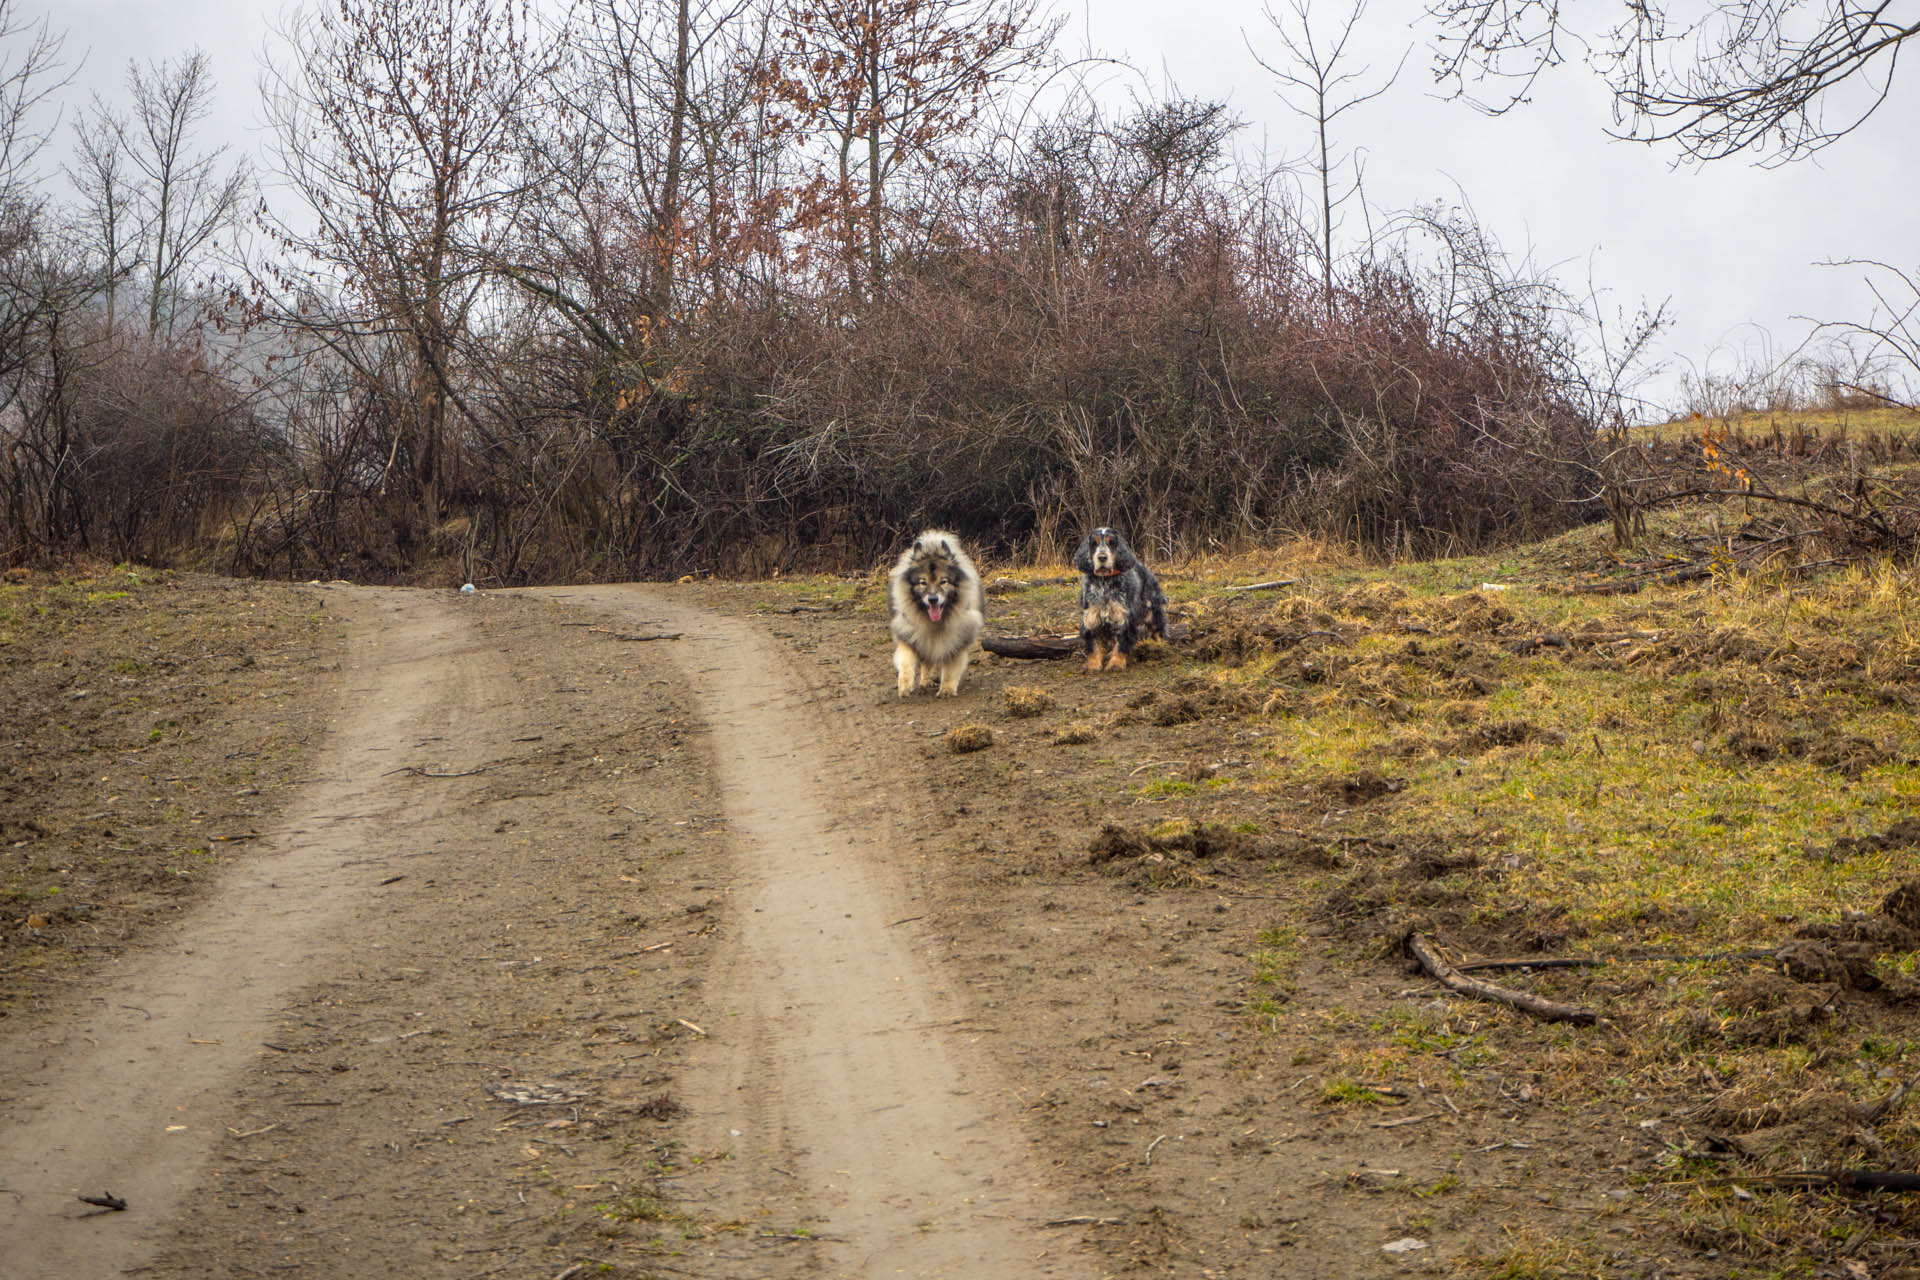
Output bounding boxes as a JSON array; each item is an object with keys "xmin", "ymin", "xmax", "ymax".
[{"xmin": 1, "ymin": 571, "xmax": 1895, "ymax": 1278}]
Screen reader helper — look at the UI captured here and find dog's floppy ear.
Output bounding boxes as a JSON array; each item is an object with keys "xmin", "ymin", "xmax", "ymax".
[
  {"xmin": 1110, "ymin": 531, "xmax": 1138, "ymax": 571},
  {"xmin": 1071, "ymin": 534, "xmax": 1094, "ymax": 574}
]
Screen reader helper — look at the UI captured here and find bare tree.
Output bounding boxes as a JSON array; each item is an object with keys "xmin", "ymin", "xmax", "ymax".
[
  {"xmin": 758, "ymin": 0, "xmax": 1060, "ymax": 295},
  {"xmin": 79, "ymin": 52, "xmax": 250, "ymax": 338},
  {"xmin": 1248, "ymin": 0, "xmax": 1403, "ymax": 318},
  {"xmin": 1429, "ymin": 0, "xmax": 1920, "ymax": 163},
  {"xmin": 0, "ymin": 0, "xmax": 66, "ymax": 406},
  {"xmin": 65, "ymin": 112, "xmax": 137, "ymax": 335},
  {"xmin": 0, "ymin": 0, "xmax": 61, "ymax": 196},
  {"xmin": 261, "ymin": 0, "xmax": 557, "ymax": 519},
  {"xmin": 125, "ymin": 53, "xmax": 249, "ymax": 337},
  {"xmin": 530, "ymin": 0, "xmax": 772, "ymax": 337}
]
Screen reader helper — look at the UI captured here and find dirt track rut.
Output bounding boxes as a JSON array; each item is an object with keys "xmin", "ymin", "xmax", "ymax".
[
  {"xmin": 0, "ymin": 589, "xmax": 506, "ymax": 1278},
  {"xmin": 548, "ymin": 586, "xmax": 1083, "ymax": 1275}
]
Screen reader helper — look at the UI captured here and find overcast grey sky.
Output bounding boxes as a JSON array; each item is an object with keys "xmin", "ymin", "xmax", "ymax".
[{"xmin": 30, "ymin": 0, "xmax": 1920, "ymax": 413}]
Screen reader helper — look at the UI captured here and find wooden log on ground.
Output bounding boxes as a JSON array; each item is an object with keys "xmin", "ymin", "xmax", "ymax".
[
  {"xmin": 982, "ymin": 622, "xmax": 1191, "ymax": 660},
  {"xmin": 982, "ymin": 634, "xmax": 1080, "ymax": 659},
  {"xmin": 1405, "ymin": 931, "xmax": 1598, "ymax": 1025}
]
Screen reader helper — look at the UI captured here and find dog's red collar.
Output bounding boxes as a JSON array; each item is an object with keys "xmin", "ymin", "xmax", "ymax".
[{"xmin": 1091, "ymin": 569, "xmax": 1124, "ymax": 577}]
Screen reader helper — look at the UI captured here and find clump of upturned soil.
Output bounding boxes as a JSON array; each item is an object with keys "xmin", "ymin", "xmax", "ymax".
[
  {"xmin": 1087, "ymin": 820, "xmax": 1267, "ymax": 889},
  {"xmin": 1321, "ymin": 771, "xmax": 1406, "ymax": 804},
  {"xmin": 1759, "ymin": 874, "xmax": 1920, "ymax": 996},
  {"xmin": 1109, "ymin": 679, "xmax": 1260, "ymax": 727},
  {"xmin": 1002, "ymin": 685, "xmax": 1055, "ymax": 718},
  {"xmin": 946, "ymin": 724, "xmax": 994, "ymax": 753},
  {"xmin": 1810, "ymin": 818, "xmax": 1920, "ymax": 862},
  {"xmin": 1320, "ymin": 838, "xmax": 1484, "ymax": 933},
  {"xmin": 1051, "ymin": 722, "xmax": 1098, "ymax": 746},
  {"xmin": 1681, "ymin": 970, "xmax": 1842, "ymax": 1048},
  {"xmin": 1689, "ymin": 1086, "xmax": 1866, "ymax": 1169},
  {"xmin": 1722, "ymin": 725, "xmax": 1898, "ymax": 776}
]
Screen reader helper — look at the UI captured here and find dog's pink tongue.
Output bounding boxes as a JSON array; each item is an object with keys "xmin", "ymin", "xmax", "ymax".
[{"xmin": 928, "ymin": 603, "xmax": 944, "ymax": 622}]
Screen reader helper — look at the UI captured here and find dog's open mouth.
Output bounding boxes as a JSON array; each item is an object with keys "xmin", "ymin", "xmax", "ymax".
[{"xmin": 926, "ymin": 602, "xmax": 945, "ymax": 622}]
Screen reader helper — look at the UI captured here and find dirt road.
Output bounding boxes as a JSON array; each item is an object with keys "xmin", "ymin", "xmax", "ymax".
[{"xmin": 0, "ymin": 584, "xmax": 1085, "ymax": 1278}]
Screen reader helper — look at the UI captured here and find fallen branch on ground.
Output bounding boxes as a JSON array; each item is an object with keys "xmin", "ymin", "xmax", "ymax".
[
  {"xmin": 1709, "ymin": 1170, "xmax": 1920, "ymax": 1193},
  {"xmin": 1455, "ymin": 947, "xmax": 1777, "ymax": 974},
  {"xmin": 1404, "ymin": 932, "xmax": 1598, "ymax": 1025},
  {"xmin": 1222, "ymin": 579, "xmax": 1299, "ymax": 592},
  {"xmin": 588, "ymin": 627, "xmax": 683, "ymax": 641}
]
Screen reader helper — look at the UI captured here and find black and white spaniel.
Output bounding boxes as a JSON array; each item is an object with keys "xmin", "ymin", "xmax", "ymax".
[{"xmin": 1072, "ymin": 527, "xmax": 1169, "ymax": 672}]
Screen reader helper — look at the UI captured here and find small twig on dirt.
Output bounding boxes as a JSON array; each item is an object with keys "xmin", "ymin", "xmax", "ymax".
[
  {"xmin": 887, "ymin": 915, "xmax": 925, "ymax": 927},
  {"xmin": 675, "ymin": 1019, "xmax": 707, "ymax": 1038},
  {"xmin": 1042, "ymin": 1215, "xmax": 1127, "ymax": 1227},
  {"xmin": 226, "ymin": 1124, "xmax": 280, "ymax": 1139},
  {"xmin": 1472, "ymin": 1140, "xmax": 1532, "ymax": 1153},
  {"xmin": 1454, "ymin": 956, "xmax": 1608, "ymax": 973},
  {"xmin": 1372, "ymin": 1112, "xmax": 1441, "ymax": 1129},
  {"xmin": 1404, "ymin": 932, "xmax": 1598, "ymax": 1025},
  {"xmin": 385, "ymin": 765, "xmax": 489, "ymax": 778},
  {"xmin": 1144, "ymin": 1134, "xmax": 1167, "ymax": 1164},
  {"xmin": 758, "ymin": 1231, "xmax": 843, "ymax": 1241},
  {"xmin": 588, "ymin": 627, "xmax": 683, "ymax": 641},
  {"xmin": 378, "ymin": 875, "xmax": 406, "ymax": 886},
  {"xmin": 1862, "ymin": 1071, "xmax": 1920, "ymax": 1125},
  {"xmin": 286, "ymin": 1100, "xmax": 342, "ymax": 1107},
  {"xmin": 209, "ymin": 833, "xmax": 259, "ymax": 843},
  {"xmin": 78, "ymin": 1192, "xmax": 128, "ymax": 1210},
  {"xmin": 1222, "ymin": 579, "xmax": 1299, "ymax": 592}
]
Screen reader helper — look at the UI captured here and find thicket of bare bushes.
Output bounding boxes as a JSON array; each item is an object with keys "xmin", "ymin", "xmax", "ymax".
[{"xmin": 1, "ymin": 0, "xmax": 1640, "ymax": 581}]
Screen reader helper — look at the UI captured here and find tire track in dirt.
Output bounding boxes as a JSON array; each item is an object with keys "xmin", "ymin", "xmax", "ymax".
[
  {"xmin": 0, "ymin": 589, "xmax": 503, "ymax": 1280},
  {"xmin": 550, "ymin": 586, "xmax": 1088, "ymax": 1277}
]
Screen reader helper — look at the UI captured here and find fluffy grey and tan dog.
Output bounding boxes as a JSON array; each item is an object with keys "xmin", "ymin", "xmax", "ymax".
[
  {"xmin": 888, "ymin": 529, "xmax": 985, "ymax": 696},
  {"xmin": 1073, "ymin": 527, "xmax": 1168, "ymax": 671}
]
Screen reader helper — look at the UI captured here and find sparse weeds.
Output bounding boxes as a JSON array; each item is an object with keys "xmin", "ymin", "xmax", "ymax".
[
  {"xmin": 1318, "ymin": 1078, "xmax": 1400, "ymax": 1107},
  {"xmin": 1249, "ymin": 924, "xmax": 1300, "ymax": 1026},
  {"xmin": 1456, "ymin": 1225, "xmax": 1607, "ymax": 1278}
]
